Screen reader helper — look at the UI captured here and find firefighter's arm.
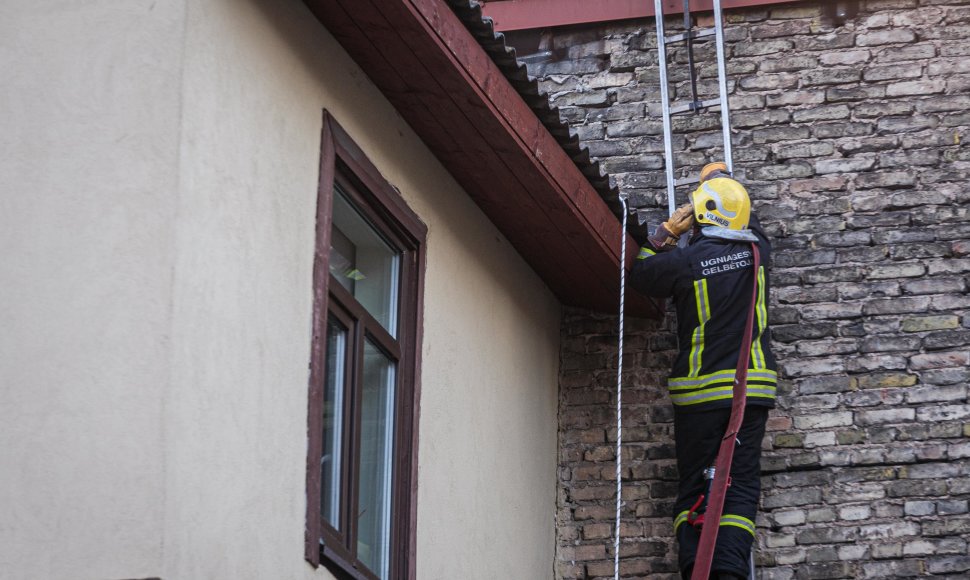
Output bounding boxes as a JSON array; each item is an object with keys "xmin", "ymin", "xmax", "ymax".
[
  {"xmin": 629, "ymin": 244, "xmax": 684, "ymax": 298},
  {"xmin": 628, "ymin": 203, "xmax": 694, "ymax": 297}
]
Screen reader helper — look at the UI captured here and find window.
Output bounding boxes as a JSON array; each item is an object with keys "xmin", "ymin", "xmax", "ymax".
[{"xmin": 306, "ymin": 112, "xmax": 426, "ymax": 580}]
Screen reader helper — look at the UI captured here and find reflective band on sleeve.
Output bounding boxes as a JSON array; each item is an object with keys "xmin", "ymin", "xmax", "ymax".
[
  {"xmin": 719, "ymin": 514, "xmax": 756, "ymax": 536},
  {"xmin": 637, "ymin": 247, "xmax": 656, "ymax": 260},
  {"xmin": 674, "ymin": 511, "xmax": 755, "ymax": 536},
  {"xmin": 674, "ymin": 510, "xmax": 690, "ymax": 532},
  {"xmin": 688, "ymin": 279, "xmax": 711, "ymax": 377}
]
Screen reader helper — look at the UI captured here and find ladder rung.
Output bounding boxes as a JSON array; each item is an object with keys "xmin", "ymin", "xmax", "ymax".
[
  {"xmin": 675, "ymin": 177, "xmax": 700, "ymax": 187},
  {"xmin": 664, "ymin": 28, "xmax": 716, "ymax": 44},
  {"xmin": 668, "ymin": 98, "xmax": 721, "ymax": 115}
]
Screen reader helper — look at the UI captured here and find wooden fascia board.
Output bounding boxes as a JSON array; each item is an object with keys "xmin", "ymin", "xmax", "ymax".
[
  {"xmin": 304, "ymin": 0, "xmax": 658, "ymax": 316},
  {"xmin": 483, "ymin": 0, "xmax": 807, "ymax": 31}
]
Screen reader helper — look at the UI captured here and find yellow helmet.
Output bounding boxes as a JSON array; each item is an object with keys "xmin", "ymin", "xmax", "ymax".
[{"xmin": 689, "ymin": 176, "xmax": 751, "ymax": 231}]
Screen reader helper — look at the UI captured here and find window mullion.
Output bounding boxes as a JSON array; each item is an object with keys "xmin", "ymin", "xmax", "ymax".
[{"xmin": 348, "ymin": 315, "xmax": 367, "ymax": 560}]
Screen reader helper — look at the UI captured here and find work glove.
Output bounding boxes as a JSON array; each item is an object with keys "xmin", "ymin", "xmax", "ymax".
[{"xmin": 647, "ymin": 203, "xmax": 694, "ymax": 251}]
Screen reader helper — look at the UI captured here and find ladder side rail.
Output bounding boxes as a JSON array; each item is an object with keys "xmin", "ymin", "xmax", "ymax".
[
  {"xmin": 712, "ymin": 0, "xmax": 733, "ymax": 172},
  {"xmin": 654, "ymin": 0, "xmax": 677, "ymax": 217}
]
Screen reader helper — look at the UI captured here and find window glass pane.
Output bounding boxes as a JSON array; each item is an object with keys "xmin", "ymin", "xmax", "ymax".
[
  {"xmin": 320, "ymin": 316, "xmax": 346, "ymax": 530},
  {"xmin": 329, "ymin": 185, "xmax": 400, "ymax": 337},
  {"xmin": 356, "ymin": 340, "xmax": 396, "ymax": 579}
]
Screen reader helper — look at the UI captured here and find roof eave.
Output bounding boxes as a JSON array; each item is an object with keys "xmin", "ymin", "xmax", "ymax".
[{"xmin": 304, "ymin": 0, "xmax": 659, "ymax": 317}]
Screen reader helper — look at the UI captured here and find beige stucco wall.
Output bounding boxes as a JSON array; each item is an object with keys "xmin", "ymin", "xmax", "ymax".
[
  {"xmin": 0, "ymin": 1, "xmax": 185, "ymax": 578},
  {"xmin": 1, "ymin": 0, "xmax": 559, "ymax": 579}
]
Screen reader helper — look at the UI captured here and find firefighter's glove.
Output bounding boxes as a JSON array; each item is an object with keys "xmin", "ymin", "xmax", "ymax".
[{"xmin": 647, "ymin": 203, "xmax": 694, "ymax": 251}]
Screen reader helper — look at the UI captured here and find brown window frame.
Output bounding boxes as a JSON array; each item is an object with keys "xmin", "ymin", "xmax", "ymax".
[{"xmin": 305, "ymin": 111, "xmax": 426, "ymax": 580}]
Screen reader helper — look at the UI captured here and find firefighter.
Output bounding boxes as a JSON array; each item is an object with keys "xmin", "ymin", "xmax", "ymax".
[{"xmin": 629, "ymin": 163, "xmax": 776, "ymax": 580}]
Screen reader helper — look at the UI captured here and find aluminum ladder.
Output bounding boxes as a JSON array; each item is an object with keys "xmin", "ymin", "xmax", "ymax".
[{"xmin": 653, "ymin": 0, "xmax": 733, "ymax": 218}]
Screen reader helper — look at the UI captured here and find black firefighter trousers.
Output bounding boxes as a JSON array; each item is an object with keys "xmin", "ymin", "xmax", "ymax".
[{"xmin": 673, "ymin": 406, "xmax": 769, "ymax": 579}]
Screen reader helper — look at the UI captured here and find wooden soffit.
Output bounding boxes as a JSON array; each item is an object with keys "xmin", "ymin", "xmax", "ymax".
[{"xmin": 304, "ymin": 0, "xmax": 658, "ymax": 317}]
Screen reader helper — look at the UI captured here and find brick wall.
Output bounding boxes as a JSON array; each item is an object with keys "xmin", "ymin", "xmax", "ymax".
[{"xmin": 511, "ymin": 0, "xmax": 970, "ymax": 577}]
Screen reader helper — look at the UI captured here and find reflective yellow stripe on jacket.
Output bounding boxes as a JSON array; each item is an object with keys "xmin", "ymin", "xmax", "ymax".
[
  {"xmin": 689, "ymin": 279, "xmax": 712, "ymax": 377},
  {"xmin": 750, "ymin": 265, "xmax": 768, "ymax": 369},
  {"xmin": 668, "ymin": 369, "xmax": 777, "ymax": 407}
]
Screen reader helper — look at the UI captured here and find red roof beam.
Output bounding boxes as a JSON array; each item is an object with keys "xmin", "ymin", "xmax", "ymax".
[{"xmin": 482, "ymin": 0, "xmax": 803, "ymax": 32}]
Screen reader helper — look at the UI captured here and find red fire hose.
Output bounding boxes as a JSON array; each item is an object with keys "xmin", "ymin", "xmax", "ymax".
[{"xmin": 691, "ymin": 243, "xmax": 762, "ymax": 580}]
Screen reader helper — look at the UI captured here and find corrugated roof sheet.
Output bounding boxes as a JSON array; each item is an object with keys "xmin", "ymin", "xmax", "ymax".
[{"xmin": 446, "ymin": 0, "xmax": 626, "ymax": 219}]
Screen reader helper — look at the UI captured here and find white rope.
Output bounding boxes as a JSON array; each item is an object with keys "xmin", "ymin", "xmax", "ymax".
[{"xmin": 614, "ymin": 195, "xmax": 628, "ymax": 580}]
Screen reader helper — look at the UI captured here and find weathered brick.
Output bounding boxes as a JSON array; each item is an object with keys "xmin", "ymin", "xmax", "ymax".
[
  {"xmin": 901, "ymin": 277, "xmax": 966, "ymax": 295},
  {"xmin": 815, "ymin": 156, "xmax": 877, "ymax": 174},
  {"xmin": 846, "ymin": 353, "xmax": 908, "ymax": 372},
  {"xmin": 862, "ymin": 62, "xmax": 923, "ymax": 82},
  {"xmin": 836, "ymin": 281, "xmax": 899, "ymax": 301},
  {"xmin": 801, "ymin": 68, "xmax": 863, "ymax": 86},
  {"xmin": 874, "ymin": 43, "xmax": 937, "ymax": 62},
  {"xmin": 793, "ymin": 411, "xmax": 853, "ymax": 429},
  {"xmin": 854, "ymin": 171, "xmax": 915, "ymax": 189},
  {"xmin": 907, "ymin": 384, "xmax": 966, "ymax": 404},
  {"xmin": 910, "ymin": 350, "xmax": 970, "ymax": 370},
  {"xmin": 793, "ymin": 33, "xmax": 855, "ymax": 52},
  {"xmin": 739, "ymin": 73, "xmax": 800, "ymax": 91},
  {"xmin": 877, "ymin": 115, "xmax": 938, "ymax": 134},
  {"xmin": 859, "ymin": 559, "xmax": 925, "ymax": 578},
  {"xmin": 799, "ymin": 302, "xmax": 864, "ymax": 321},
  {"xmin": 796, "ymin": 339, "xmax": 858, "ymax": 357},
  {"xmin": 926, "ymin": 555, "xmax": 970, "ymax": 574},
  {"xmin": 767, "ymin": 90, "xmax": 825, "ymax": 107},
  {"xmin": 916, "ymin": 404, "xmax": 970, "ymax": 423},
  {"xmin": 747, "ymin": 162, "xmax": 815, "ymax": 180},
  {"xmin": 923, "ymin": 330, "xmax": 970, "ymax": 351},
  {"xmin": 792, "ymin": 105, "xmax": 851, "ymax": 123},
  {"xmin": 857, "ymin": 29, "xmax": 917, "ymax": 46},
  {"xmin": 926, "ymin": 258, "xmax": 970, "ymax": 275},
  {"xmin": 761, "ymin": 55, "xmax": 821, "ymax": 73},
  {"xmin": 867, "ymin": 262, "xmax": 926, "ymax": 279},
  {"xmin": 765, "ymin": 488, "xmax": 823, "ymax": 509},
  {"xmin": 928, "ymin": 57, "xmax": 970, "ymax": 76},
  {"xmin": 888, "ymin": 79, "xmax": 947, "ymax": 96},
  {"xmin": 856, "ymin": 408, "xmax": 916, "ymax": 426},
  {"xmin": 852, "ymin": 372, "xmax": 918, "ymax": 389},
  {"xmin": 560, "ymin": 543, "xmax": 607, "ymax": 561},
  {"xmin": 774, "ymin": 142, "xmax": 836, "ymax": 160},
  {"xmin": 794, "ymin": 561, "xmax": 854, "ymax": 579},
  {"xmin": 797, "ymin": 375, "xmax": 853, "ymax": 395},
  {"xmin": 859, "ymin": 335, "xmax": 921, "ymax": 353},
  {"xmin": 901, "ymin": 315, "xmax": 960, "ymax": 332},
  {"xmin": 863, "ymin": 296, "xmax": 931, "ymax": 315},
  {"xmin": 796, "ymin": 526, "xmax": 854, "ymax": 545},
  {"xmin": 803, "ymin": 266, "xmax": 866, "ymax": 284},
  {"xmin": 826, "ymin": 85, "xmax": 886, "ymax": 102},
  {"xmin": 752, "ymin": 125, "xmax": 812, "ymax": 143}
]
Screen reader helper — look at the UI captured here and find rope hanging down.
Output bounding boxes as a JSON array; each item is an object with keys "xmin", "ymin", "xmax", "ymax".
[{"xmin": 613, "ymin": 194, "xmax": 628, "ymax": 580}]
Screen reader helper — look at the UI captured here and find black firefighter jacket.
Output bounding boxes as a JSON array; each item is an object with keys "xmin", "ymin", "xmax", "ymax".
[{"xmin": 630, "ymin": 214, "xmax": 777, "ymax": 413}]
